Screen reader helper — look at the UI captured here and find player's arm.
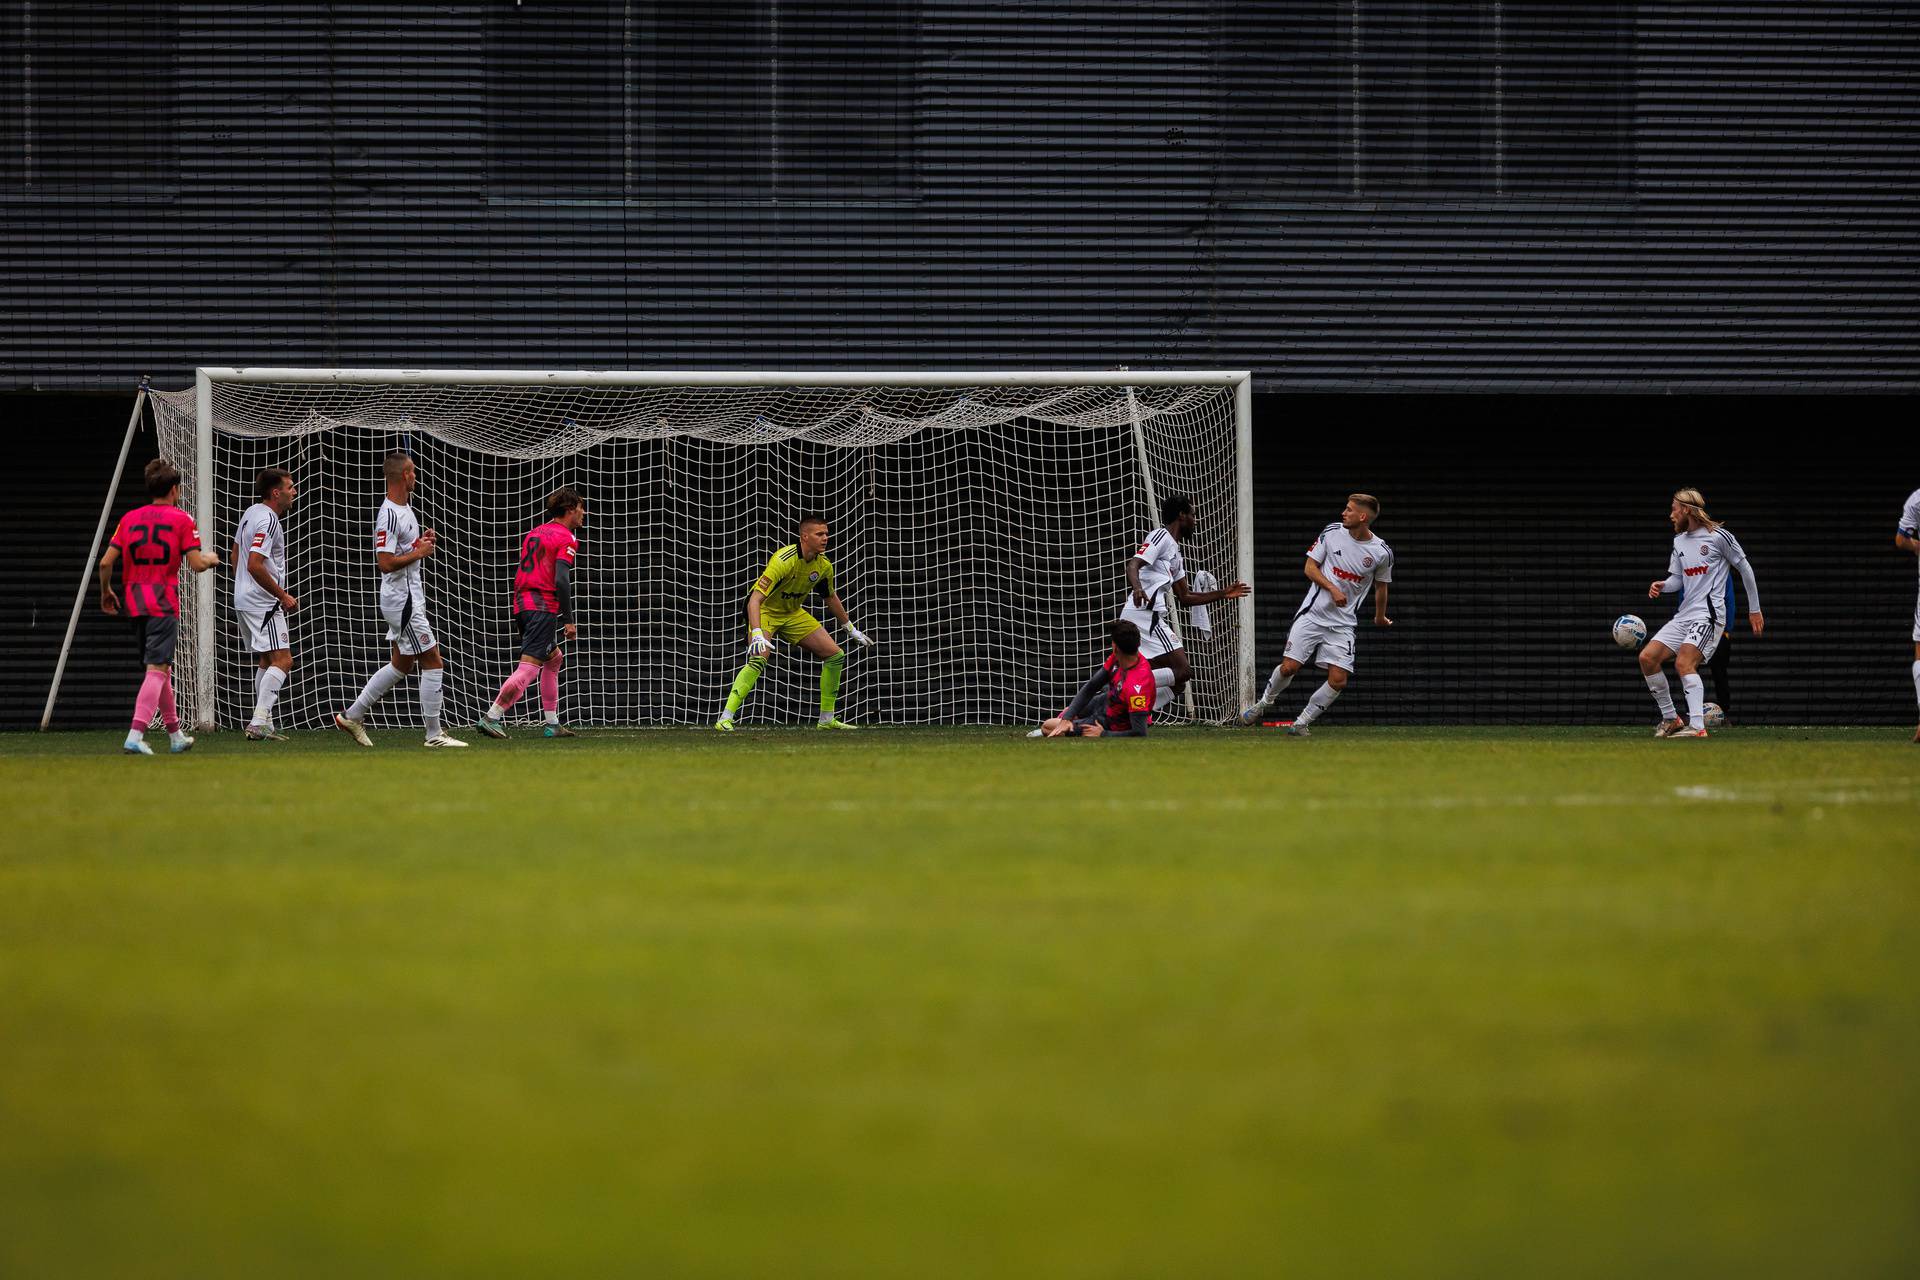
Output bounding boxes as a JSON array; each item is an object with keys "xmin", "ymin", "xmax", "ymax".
[
  {"xmin": 554, "ymin": 557, "xmax": 577, "ymax": 638},
  {"xmin": 97, "ymin": 545, "xmax": 122, "ymax": 615},
  {"xmin": 1302, "ymin": 555, "xmax": 1346, "ymax": 607},
  {"xmin": 1731, "ymin": 556, "xmax": 1763, "ymax": 636},
  {"xmin": 1125, "ymin": 555, "xmax": 1151, "ymax": 608},
  {"xmin": 823, "ymin": 591, "xmax": 873, "ymax": 648},
  {"xmin": 744, "ymin": 560, "xmax": 777, "ymax": 655},
  {"xmin": 1649, "ymin": 549, "xmax": 1682, "ymax": 599},
  {"xmin": 1061, "ymin": 667, "xmax": 1114, "ymax": 722},
  {"xmin": 1900, "ymin": 532, "xmax": 1919, "ymax": 553},
  {"xmin": 1897, "ymin": 507, "xmax": 1919, "ymax": 554},
  {"xmin": 185, "ymin": 547, "xmax": 219, "ymax": 573},
  {"xmin": 1098, "ymin": 709, "xmax": 1150, "ymax": 737},
  {"xmin": 249, "ymin": 551, "xmax": 296, "ymax": 611},
  {"xmin": 1171, "ymin": 575, "xmax": 1250, "ymax": 607},
  {"xmin": 1374, "ymin": 582, "xmax": 1393, "ymax": 626},
  {"xmin": 376, "ymin": 539, "xmax": 434, "ymax": 575}
]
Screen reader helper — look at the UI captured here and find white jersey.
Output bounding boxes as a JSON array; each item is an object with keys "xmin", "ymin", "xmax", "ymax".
[
  {"xmin": 1663, "ymin": 525, "xmax": 1749, "ymax": 628},
  {"xmin": 231, "ymin": 502, "xmax": 287, "ymax": 614},
  {"xmin": 1125, "ymin": 525, "xmax": 1187, "ymax": 616},
  {"xmin": 374, "ymin": 498, "xmax": 425, "ymax": 610},
  {"xmin": 1294, "ymin": 523, "xmax": 1392, "ymax": 627},
  {"xmin": 1901, "ymin": 489, "xmax": 1920, "ymax": 574}
]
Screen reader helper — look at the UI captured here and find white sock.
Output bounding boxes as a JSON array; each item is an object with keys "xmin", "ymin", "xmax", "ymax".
[
  {"xmin": 1912, "ymin": 660, "xmax": 1919, "ymax": 711},
  {"xmin": 1296, "ymin": 681, "xmax": 1341, "ymax": 726},
  {"xmin": 170, "ymin": 728, "xmax": 191, "ymax": 745},
  {"xmin": 420, "ymin": 669, "xmax": 445, "ymax": 738},
  {"xmin": 1259, "ymin": 664, "xmax": 1294, "ymax": 706},
  {"xmin": 486, "ymin": 701, "xmax": 507, "ymax": 720},
  {"xmin": 1152, "ymin": 666, "xmax": 1177, "ymax": 713},
  {"xmin": 1682, "ymin": 673, "xmax": 1705, "ymax": 729},
  {"xmin": 1644, "ymin": 671, "xmax": 1677, "ymax": 721},
  {"xmin": 347, "ymin": 663, "xmax": 404, "ymax": 720},
  {"xmin": 544, "ymin": 710, "xmax": 559, "ymax": 725},
  {"xmin": 252, "ymin": 667, "xmax": 287, "ymax": 727}
]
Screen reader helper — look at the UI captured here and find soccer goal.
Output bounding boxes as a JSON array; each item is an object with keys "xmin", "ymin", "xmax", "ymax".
[{"xmin": 147, "ymin": 369, "xmax": 1254, "ymax": 731}]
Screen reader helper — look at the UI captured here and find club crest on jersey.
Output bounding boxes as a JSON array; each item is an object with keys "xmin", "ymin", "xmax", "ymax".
[
  {"xmin": 1362, "ymin": 554, "xmax": 1374, "ymax": 567},
  {"xmin": 808, "ymin": 571, "xmax": 820, "ymax": 582},
  {"xmin": 1699, "ymin": 544, "xmax": 1712, "ymax": 555}
]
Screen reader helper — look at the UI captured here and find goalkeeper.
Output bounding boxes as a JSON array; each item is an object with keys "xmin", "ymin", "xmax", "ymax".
[{"xmin": 715, "ymin": 515, "xmax": 872, "ymax": 731}]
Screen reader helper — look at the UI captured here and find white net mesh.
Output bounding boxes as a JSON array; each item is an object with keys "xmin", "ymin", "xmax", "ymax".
[{"xmin": 150, "ymin": 376, "xmax": 1246, "ymax": 730}]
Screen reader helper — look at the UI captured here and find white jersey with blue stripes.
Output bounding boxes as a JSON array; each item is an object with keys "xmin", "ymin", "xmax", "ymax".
[{"xmin": 1665, "ymin": 525, "xmax": 1748, "ymax": 627}]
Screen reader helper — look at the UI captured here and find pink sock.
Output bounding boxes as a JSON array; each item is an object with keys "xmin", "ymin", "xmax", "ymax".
[
  {"xmin": 540, "ymin": 649, "xmax": 564, "ymax": 712},
  {"xmin": 131, "ymin": 670, "xmax": 165, "ymax": 733},
  {"xmin": 157, "ymin": 672, "xmax": 180, "ymax": 733},
  {"xmin": 492, "ymin": 662, "xmax": 539, "ymax": 712}
]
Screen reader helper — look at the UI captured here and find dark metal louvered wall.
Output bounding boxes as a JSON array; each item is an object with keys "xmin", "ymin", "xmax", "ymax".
[{"xmin": 1, "ymin": 1, "xmax": 1916, "ymax": 391}]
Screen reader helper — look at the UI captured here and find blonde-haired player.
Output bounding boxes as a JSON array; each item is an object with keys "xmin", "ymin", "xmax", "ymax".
[{"xmin": 1639, "ymin": 488, "xmax": 1764, "ymax": 739}]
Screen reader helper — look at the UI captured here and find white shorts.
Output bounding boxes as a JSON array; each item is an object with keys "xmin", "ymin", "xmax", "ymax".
[
  {"xmin": 1121, "ymin": 605, "xmax": 1181, "ymax": 660},
  {"xmin": 1284, "ymin": 615, "xmax": 1357, "ymax": 672},
  {"xmin": 237, "ymin": 602, "xmax": 290, "ymax": 654},
  {"xmin": 382, "ymin": 594, "xmax": 438, "ymax": 656},
  {"xmin": 1653, "ymin": 614, "xmax": 1722, "ymax": 662}
]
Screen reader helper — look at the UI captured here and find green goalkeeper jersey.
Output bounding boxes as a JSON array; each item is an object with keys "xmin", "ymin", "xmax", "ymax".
[{"xmin": 753, "ymin": 544, "xmax": 834, "ymax": 616}]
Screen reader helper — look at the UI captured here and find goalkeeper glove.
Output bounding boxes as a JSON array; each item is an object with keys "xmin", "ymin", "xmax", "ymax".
[
  {"xmin": 747, "ymin": 628, "xmax": 772, "ymax": 657},
  {"xmin": 845, "ymin": 623, "xmax": 874, "ymax": 648}
]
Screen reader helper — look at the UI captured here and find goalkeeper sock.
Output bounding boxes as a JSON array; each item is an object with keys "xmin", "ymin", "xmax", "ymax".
[
  {"xmin": 419, "ymin": 669, "xmax": 444, "ymax": 738},
  {"xmin": 1295, "ymin": 681, "xmax": 1341, "ymax": 726},
  {"xmin": 1644, "ymin": 670, "xmax": 1677, "ymax": 721},
  {"xmin": 1259, "ymin": 664, "xmax": 1294, "ymax": 707},
  {"xmin": 819, "ymin": 652, "xmax": 845, "ymax": 723},
  {"xmin": 723, "ymin": 657, "xmax": 766, "ymax": 719},
  {"xmin": 252, "ymin": 666, "xmax": 287, "ymax": 727},
  {"xmin": 488, "ymin": 662, "xmax": 539, "ymax": 718},
  {"xmin": 1681, "ymin": 672, "xmax": 1705, "ymax": 730},
  {"xmin": 348, "ymin": 663, "xmax": 405, "ymax": 720}
]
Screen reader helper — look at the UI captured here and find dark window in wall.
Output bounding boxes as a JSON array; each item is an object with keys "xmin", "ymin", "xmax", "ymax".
[
  {"xmin": 1222, "ymin": 1, "xmax": 1632, "ymax": 199},
  {"xmin": 487, "ymin": 1, "xmax": 915, "ymax": 202},
  {"xmin": 0, "ymin": 0, "xmax": 178, "ymax": 195}
]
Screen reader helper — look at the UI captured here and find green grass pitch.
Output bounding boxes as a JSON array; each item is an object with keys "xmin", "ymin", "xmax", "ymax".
[{"xmin": 2, "ymin": 725, "xmax": 1916, "ymax": 1276}]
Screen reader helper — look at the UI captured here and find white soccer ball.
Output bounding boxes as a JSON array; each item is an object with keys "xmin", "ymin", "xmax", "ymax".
[
  {"xmin": 1611, "ymin": 614, "xmax": 1647, "ymax": 649},
  {"xmin": 1703, "ymin": 702, "xmax": 1726, "ymax": 729}
]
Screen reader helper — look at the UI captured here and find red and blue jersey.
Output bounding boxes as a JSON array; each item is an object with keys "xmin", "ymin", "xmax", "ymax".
[
  {"xmin": 1103, "ymin": 653, "xmax": 1156, "ymax": 732},
  {"xmin": 513, "ymin": 520, "xmax": 578, "ymax": 614},
  {"xmin": 109, "ymin": 503, "xmax": 201, "ymax": 617}
]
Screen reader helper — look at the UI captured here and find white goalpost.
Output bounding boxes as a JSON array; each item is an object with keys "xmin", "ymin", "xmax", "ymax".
[{"xmin": 144, "ymin": 369, "xmax": 1255, "ymax": 732}]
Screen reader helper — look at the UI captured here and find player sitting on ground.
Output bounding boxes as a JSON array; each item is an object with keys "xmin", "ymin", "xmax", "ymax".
[
  {"xmin": 231, "ymin": 467, "xmax": 298, "ymax": 741},
  {"xmin": 1241, "ymin": 493, "xmax": 1394, "ymax": 737},
  {"xmin": 1639, "ymin": 487, "xmax": 1762, "ymax": 740},
  {"xmin": 477, "ymin": 486, "xmax": 585, "ymax": 740},
  {"xmin": 335, "ymin": 450, "xmax": 467, "ymax": 748},
  {"xmin": 1122, "ymin": 494, "xmax": 1250, "ymax": 714},
  {"xmin": 1039, "ymin": 620, "xmax": 1157, "ymax": 738},
  {"xmin": 98, "ymin": 458, "xmax": 220, "ymax": 755},
  {"xmin": 1898, "ymin": 484, "xmax": 1920, "ymax": 743},
  {"xmin": 715, "ymin": 515, "xmax": 872, "ymax": 731}
]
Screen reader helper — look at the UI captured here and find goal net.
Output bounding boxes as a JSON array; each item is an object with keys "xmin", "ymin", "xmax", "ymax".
[{"xmin": 149, "ymin": 370, "xmax": 1252, "ymax": 732}]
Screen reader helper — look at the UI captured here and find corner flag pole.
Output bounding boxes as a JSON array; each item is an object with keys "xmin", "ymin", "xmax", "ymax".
[{"xmin": 41, "ymin": 379, "xmax": 150, "ymax": 729}]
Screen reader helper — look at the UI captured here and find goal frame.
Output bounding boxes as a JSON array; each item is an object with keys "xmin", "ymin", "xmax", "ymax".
[{"xmin": 190, "ymin": 367, "xmax": 1257, "ymax": 730}]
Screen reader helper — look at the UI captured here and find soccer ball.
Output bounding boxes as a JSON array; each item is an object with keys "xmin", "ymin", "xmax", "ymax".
[
  {"xmin": 1703, "ymin": 702, "xmax": 1726, "ymax": 729},
  {"xmin": 1611, "ymin": 614, "xmax": 1647, "ymax": 649}
]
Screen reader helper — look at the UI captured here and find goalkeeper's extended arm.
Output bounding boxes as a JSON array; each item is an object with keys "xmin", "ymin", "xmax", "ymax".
[{"xmin": 826, "ymin": 591, "xmax": 872, "ymax": 647}]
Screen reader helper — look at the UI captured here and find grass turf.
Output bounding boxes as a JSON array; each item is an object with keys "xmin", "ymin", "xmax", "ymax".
[{"xmin": 1, "ymin": 725, "xmax": 1916, "ymax": 1277}]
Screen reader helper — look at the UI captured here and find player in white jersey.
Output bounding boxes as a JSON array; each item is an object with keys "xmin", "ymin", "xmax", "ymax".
[
  {"xmin": 1240, "ymin": 494, "xmax": 1394, "ymax": 736},
  {"xmin": 335, "ymin": 450, "xmax": 467, "ymax": 748},
  {"xmin": 1637, "ymin": 487, "xmax": 1764, "ymax": 739},
  {"xmin": 1120, "ymin": 494, "xmax": 1250, "ymax": 712},
  {"xmin": 1896, "ymin": 487, "xmax": 1920, "ymax": 742},
  {"xmin": 230, "ymin": 467, "xmax": 298, "ymax": 741}
]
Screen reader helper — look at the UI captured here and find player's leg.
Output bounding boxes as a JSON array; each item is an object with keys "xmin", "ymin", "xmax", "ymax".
[
  {"xmin": 481, "ymin": 613, "xmax": 552, "ymax": 737},
  {"xmin": 1291, "ymin": 661, "xmax": 1350, "ymax": 735},
  {"xmin": 415, "ymin": 642, "xmax": 464, "ymax": 748},
  {"xmin": 717, "ymin": 614, "xmax": 782, "ymax": 730},
  {"xmin": 122, "ymin": 614, "xmax": 168, "ymax": 753},
  {"xmin": 1910, "ymin": 636, "xmax": 1919, "ymax": 742},
  {"xmin": 797, "ymin": 621, "xmax": 853, "ymax": 729},
  {"xmin": 1245, "ymin": 616, "xmax": 1319, "ymax": 723},
  {"xmin": 538, "ymin": 648, "xmax": 574, "ymax": 736},
  {"xmin": 341, "ymin": 601, "xmax": 419, "ymax": 743},
  {"xmin": 246, "ymin": 604, "xmax": 293, "ymax": 740},
  {"xmin": 1708, "ymin": 634, "xmax": 1732, "ymax": 721},
  {"xmin": 1669, "ymin": 633, "xmax": 1714, "ymax": 737},
  {"xmin": 1638, "ymin": 636, "xmax": 1684, "ymax": 736}
]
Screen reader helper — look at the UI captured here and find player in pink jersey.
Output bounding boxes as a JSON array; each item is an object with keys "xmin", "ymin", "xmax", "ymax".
[
  {"xmin": 1038, "ymin": 620, "xmax": 1157, "ymax": 738},
  {"xmin": 476, "ymin": 487, "xmax": 586, "ymax": 740},
  {"xmin": 97, "ymin": 458, "xmax": 221, "ymax": 755}
]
